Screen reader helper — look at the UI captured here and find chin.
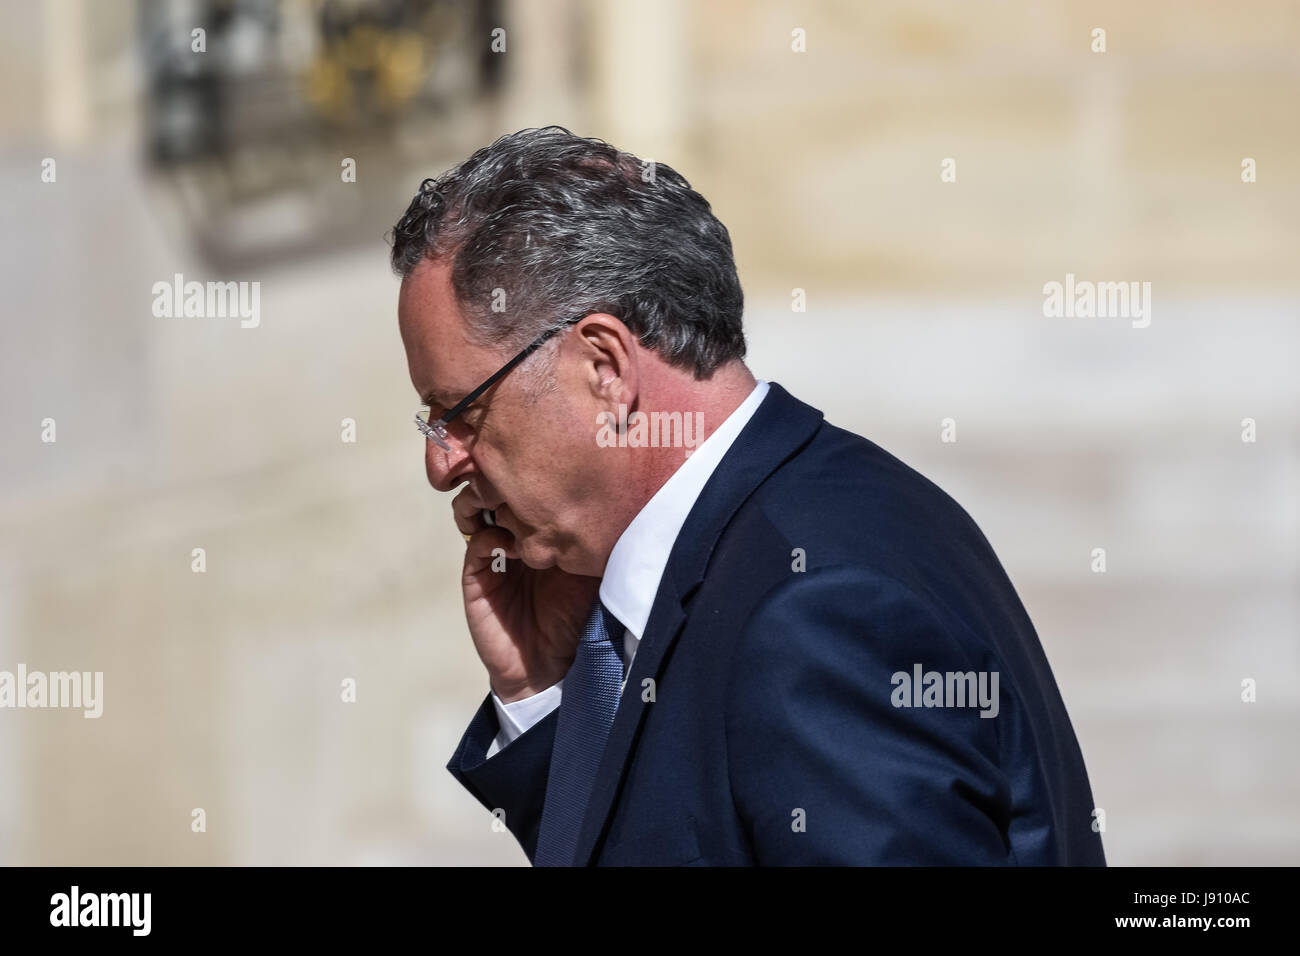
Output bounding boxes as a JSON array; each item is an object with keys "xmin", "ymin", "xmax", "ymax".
[{"xmin": 517, "ymin": 535, "xmax": 557, "ymax": 570}]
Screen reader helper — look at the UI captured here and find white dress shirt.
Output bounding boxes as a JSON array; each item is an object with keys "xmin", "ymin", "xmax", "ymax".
[{"xmin": 484, "ymin": 379, "xmax": 770, "ymax": 758}]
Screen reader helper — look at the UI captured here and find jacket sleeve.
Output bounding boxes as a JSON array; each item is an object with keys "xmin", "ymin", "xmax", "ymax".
[
  {"xmin": 724, "ymin": 565, "xmax": 1015, "ymax": 864},
  {"xmin": 446, "ymin": 691, "xmax": 558, "ymax": 862}
]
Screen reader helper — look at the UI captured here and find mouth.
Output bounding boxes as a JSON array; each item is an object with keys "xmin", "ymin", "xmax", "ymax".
[{"xmin": 480, "ymin": 502, "xmax": 512, "ymax": 530}]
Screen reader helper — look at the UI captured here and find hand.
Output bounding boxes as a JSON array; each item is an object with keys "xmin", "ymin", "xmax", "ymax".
[{"xmin": 452, "ymin": 487, "xmax": 601, "ymax": 703}]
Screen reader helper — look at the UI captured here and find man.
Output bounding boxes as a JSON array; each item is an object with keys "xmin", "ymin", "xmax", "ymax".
[{"xmin": 390, "ymin": 126, "xmax": 1106, "ymax": 866}]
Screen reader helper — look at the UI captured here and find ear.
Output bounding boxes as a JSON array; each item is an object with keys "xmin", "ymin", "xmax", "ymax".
[{"xmin": 574, "ymin": 313, "xmax": 639, "ymax": 408}]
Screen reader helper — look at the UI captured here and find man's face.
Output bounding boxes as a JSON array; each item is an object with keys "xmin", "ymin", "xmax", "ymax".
[{"xmin": 398, "ymin": 258, "xmax": 608, "ymax": 574}]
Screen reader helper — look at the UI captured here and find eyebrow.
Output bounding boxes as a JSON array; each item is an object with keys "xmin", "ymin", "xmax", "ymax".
[{"xmin": 421, "ymin": 386, "xmax": 456, "ymax": 407}]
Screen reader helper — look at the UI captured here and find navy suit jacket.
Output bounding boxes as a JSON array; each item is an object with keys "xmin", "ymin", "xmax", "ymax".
[{"xmin": 447, "ymin": 382, "xmax": 1107, "ymax": 865}]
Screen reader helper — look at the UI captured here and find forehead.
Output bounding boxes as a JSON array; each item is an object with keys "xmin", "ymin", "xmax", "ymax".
[
  {"xmin": 398, "ymin": 258, "xmax": 468, "ymax": 354},
  {"xmin": 398, "ymin": 258, "xmax": 485, "ymax": 398}
]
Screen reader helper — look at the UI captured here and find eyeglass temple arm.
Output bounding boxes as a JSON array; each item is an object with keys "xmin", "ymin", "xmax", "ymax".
[{"xmin": 435, "ymin": 319, "xmax": 577, "ymax": 425}]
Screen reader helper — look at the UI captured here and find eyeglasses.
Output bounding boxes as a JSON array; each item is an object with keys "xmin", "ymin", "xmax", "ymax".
[{"xmin": 415, "ymin": 313, "xmax": 588, "ymax": 451}]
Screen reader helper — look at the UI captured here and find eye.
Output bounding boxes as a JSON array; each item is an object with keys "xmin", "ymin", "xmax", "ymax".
[{"xmin": 418, "ymin": 404, "xmax": 450, "ymax": 423}]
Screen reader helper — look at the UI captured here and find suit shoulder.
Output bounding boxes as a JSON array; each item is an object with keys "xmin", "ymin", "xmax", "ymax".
[
  {"xmin": 708, "ymin": 416, "xmax": 1032, "ymax": 664},
  {"xmin": 747, "ymin": 419, "xmax": 991, "ymax": 566}
]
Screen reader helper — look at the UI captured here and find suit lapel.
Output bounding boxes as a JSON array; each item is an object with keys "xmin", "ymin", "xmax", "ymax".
[{"xmin": 571, "ymin": 381, "xmax": 825, "ymax": 864}]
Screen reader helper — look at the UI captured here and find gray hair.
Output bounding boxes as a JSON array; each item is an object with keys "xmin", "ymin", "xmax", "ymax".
[{"xmin": 388, "ymin": 126, "xmax": 746, "ymax": 380}]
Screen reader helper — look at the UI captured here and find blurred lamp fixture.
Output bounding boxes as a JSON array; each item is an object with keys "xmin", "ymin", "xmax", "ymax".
[{"xmin": 138, "ymin": 0, "xmax": 502, "ymax": 268}]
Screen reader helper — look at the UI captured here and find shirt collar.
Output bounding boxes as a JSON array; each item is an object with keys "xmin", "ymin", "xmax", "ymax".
[{"xmin": 599, "ymin": 379, "xmax": 770, "ymax": 642}]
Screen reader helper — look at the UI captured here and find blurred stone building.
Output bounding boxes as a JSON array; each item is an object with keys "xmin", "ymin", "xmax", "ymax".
[{"xmin": 0, "ymin": 0, "xmax": 1296, "ymax": 865}]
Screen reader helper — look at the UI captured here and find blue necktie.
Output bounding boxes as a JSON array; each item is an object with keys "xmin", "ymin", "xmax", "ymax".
[{"xmin": 533, "ymin": 599, "xmax": 624, "ymax": 866}]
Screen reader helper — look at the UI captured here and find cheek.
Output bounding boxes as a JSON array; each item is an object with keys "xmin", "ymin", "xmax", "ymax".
[
  {"xmin": 496, "ymin": 389, "xmax": 598, "ymax": 507},
  {"xmin": 475, "ymin": 427, "xmax": 543, "ymax": 510},
  {"xmin": 508, "ymin": 429, "xmax": 587, "ymax": 517}
]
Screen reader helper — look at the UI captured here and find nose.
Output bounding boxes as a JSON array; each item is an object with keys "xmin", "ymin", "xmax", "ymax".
[{"xmin": 424, "ymin": 430, "xmax": 475, "ymax": 493}]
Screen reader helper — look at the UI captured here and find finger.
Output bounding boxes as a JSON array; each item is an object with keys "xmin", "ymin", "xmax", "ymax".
[
  {"xmin": 451, "ymin": 487, "xmax": 487, "ymax": 536},
  {"xmin": 462, "ymin": 527, "xmax": 520, "ymax": 577},
  {"xmin": 466, "ymin": 525, "xmax": 516, "ymax": 559}
]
